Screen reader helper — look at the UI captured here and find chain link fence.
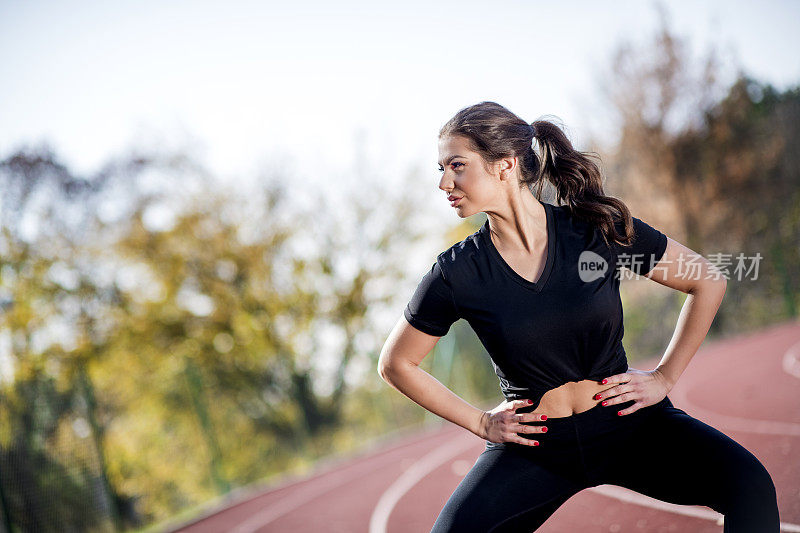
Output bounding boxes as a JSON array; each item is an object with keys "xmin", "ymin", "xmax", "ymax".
[{"xmin": 0, "ymin": 368, "xmax": 120, "ymax": 533}]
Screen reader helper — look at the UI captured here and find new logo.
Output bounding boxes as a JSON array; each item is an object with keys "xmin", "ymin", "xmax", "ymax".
[{"xmin": 578, "ymin": 251, "xmax": 608, "ymax": 282}]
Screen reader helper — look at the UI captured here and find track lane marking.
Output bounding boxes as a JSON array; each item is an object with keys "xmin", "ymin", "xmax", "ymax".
[
  {"xmin": 228, "ymin": 428, "xmax": 458, "ymax": 533},
  {"xmin": 667, "ymin": 337, "xmax": 800, "ymax": 436},
  {"xmin": 369, "ymin": 434, "xmax": 475, "ymax": 533},
  {"xmin": 782, "ymin": 339, "xmax": 800, "ymax": 379},
  {"xmin": 588, "ymin": 485, "xmax": 800, "ymax": 532}
]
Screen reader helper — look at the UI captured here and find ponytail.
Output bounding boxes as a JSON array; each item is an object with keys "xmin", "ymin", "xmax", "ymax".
[{"xmin": 439, "ymin": 101, "xmax": 637, "ymax": 247}]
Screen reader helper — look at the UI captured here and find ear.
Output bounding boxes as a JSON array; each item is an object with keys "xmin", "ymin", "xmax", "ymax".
[{"xmin": 497, "ymin": 156, "xmax": 518, "ymax": 180}]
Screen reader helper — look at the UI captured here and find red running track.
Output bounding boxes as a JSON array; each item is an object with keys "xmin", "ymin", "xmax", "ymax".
[{"xmin": 170, "ymin": 320, "xmax": 800, "ymax": 532}]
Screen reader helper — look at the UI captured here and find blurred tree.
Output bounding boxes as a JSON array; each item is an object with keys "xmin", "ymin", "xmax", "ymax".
[
  {"xmin": 0, "ymin": 137, "xmax": 431, "ymax": 524},
  {"xmin": 0, "ymin": 143, "xmax": 167, "ymax": 530},
  {"xmin": 590, "ymin": 3, "xmax": 799, "ymax": 340}
]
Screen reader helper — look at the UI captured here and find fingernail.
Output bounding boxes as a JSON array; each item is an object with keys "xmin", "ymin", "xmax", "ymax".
[
  {"xmin": 533, "ymin": 441, "xmax": 539, "ymax": 446},
  {"xmin": 541, "ymin": 415, "xmax": 547, "ymax": 420},
  {"xmin": 594, "ymin": 394, "xmax": 601, "ymax": 400},
  {"xmin": 601, "ymin": 379, "xmax": 608, "ymax": 384},
  {"xmin": 541, "ymin": 427, "xmax": 548, "ymax": 432},
  {"xmin": 528, "ymin": 399, "xmax": 533, "ymax": 404},
  {"xmin": 617, "ymin": 412, "xmax": 623, "ymax": 416},
  {"xmin": 602, "ymin": 401, "xmax": 608, "ymax": 406}
]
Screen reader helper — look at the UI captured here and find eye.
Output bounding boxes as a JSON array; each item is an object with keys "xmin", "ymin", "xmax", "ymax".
[{"xmin": 437, "ymin": 162, "xmax": 464, "ymax": 172}]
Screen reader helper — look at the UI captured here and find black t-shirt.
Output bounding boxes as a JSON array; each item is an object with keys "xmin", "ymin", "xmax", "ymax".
[{"xmin": 403, "ymin": 202, "xmax": 668, "ymax": 409}]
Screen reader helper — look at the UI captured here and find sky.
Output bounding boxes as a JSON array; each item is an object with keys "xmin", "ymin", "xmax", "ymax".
[{"xmin": 1, "ymin": 0, "xmax": 799, "ymax": 194}]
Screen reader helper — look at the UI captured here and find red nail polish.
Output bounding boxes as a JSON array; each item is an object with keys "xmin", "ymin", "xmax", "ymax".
[
  {"xmin": 533, "ymin": 441, "xmax": 539, "ymax": 446},
  {"xmin": 541, "ymin": 427, "xmax": 547, "ymax": 432},
  {"xmin": 601, "ymin": 379, "xmax": 608, "ymax": 384},
  {"xmin": 528, "ymin": 400, "xmax": 533, "ymax": 405},
  {"xmin": 617, "ymin": 412, "xmax": 622, "ymax": 416},
  {"xmin": 541, "ymin": 415, "xmax": 547, "ymax": 420},
  {"xmin": 602, "ymin": 401, "xmax": 608, "ymax": 406}
]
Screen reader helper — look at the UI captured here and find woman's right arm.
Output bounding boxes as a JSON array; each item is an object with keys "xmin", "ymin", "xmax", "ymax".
[
  {"xmin": 377, "ymin": 316, "xmax": 543, "ymax": 446},
  {"xmin": 378, "ymin": 316, "xmax": 488, "ymax": 438}
]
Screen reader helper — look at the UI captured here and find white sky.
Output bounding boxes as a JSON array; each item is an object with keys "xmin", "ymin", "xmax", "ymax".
[{"xmin": 1, "ymin": 0, "xmax": 799, "ymax": 189}]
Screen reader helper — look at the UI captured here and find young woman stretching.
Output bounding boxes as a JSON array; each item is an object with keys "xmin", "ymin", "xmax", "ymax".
[{"xmin": 378, "ymin": 101, "xmax": 780, "ymax": 532}]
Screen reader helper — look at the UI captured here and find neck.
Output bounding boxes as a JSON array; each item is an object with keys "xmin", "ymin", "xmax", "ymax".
[{"xmin": 486, "ymin": 188, "xmax": 546, "ymax": 254}]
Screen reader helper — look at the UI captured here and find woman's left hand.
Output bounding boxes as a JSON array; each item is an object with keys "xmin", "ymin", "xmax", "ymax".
[{"xmin": 595, "ymin": 368, "xmax": 672, "ymax": 416}]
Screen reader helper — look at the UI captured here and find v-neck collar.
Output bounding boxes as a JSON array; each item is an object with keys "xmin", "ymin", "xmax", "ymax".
[{"xmin": 479, "ymin": 201, "xmax": 556, "ymax": 293}]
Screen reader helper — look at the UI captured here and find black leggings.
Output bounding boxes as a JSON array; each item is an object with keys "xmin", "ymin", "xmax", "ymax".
[{"xmin": 430, "ymin": 396, "xmax": 780, "ymax": 532}]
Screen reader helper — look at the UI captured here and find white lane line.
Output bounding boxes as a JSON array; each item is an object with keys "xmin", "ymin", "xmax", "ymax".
[
  {"xmin": 229, "ymin": 460, "xmax": 380, "ymax": 533},
  {"xmin": 369, "ymin": 435, "xmax": 476, "ymax": 533},
  {"xmin": 782, "ymin": 339, "xmax": 800, "ymax": 379},
  {"xmin": 228, "ymin": 432, "xmax": 450, "ymax": 533},
  {"xmin": 167, "ymin": 425, "xmax": 449, "ymax": 532},
  {"xmin": 670, "ymin": 385, "xmax": 800, "ymax": 437},
  {"xmin": 589, "ymin": 485, "xmax": 800, "ymax": 532},
  {"xmin": 666, "ymin": 337, "xmax": 800, "ymax": 437},
  {"xmin": 368, "ymin": 439, "xmax": 800, "ymax": 533}
]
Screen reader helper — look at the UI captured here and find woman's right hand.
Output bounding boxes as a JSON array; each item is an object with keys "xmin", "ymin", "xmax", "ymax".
[{"xmin": 480, "ymin": 399, "xmax": 548, "ymax": 447}]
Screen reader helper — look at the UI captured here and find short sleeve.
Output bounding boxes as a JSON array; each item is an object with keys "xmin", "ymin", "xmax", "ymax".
[
  {"xmin": 403, "ymin": 260, "xmax": 460, "ymax": 336},
  {"xmin": 610, "ymin": 216, "xmax": 668, "ymax": 275}
]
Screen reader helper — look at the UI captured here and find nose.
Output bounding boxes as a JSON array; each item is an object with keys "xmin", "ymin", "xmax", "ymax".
[{"xmin": 438, "ymin": 174, "xmax": 453, "ymax": 193}]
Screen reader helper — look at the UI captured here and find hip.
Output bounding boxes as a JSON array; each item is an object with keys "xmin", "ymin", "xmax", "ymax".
[{"xmin": 485, "ymin": 395, "xmax": 675, "ymax": 452}]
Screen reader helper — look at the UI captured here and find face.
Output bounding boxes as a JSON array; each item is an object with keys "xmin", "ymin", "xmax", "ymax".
[{"xmin": 437, "ymin": 135, "xmax": 508, "ymax": 218}]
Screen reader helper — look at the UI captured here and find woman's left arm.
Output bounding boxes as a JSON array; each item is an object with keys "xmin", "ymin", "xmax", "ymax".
[
  {"xmin": 647, "ymin": 236, "xmax": 728, "ymax": 389},
  {"xmin": 599, "ymin": 236, "xmax": 728, "ymax": 415}
]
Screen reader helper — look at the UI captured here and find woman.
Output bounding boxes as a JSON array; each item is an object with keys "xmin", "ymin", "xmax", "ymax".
[{"xmin": 377, "ymin": 101, "xmax": 780, "ymax": 532}]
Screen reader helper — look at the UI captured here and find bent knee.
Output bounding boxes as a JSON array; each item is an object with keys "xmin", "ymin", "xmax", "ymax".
[
  {"xmin": 748, "ymin": 461, "xmax": 777, "ymax": 500},
  {"xmin": 724, "ymin": 456, "xmax": 777, "ymax": 504}
]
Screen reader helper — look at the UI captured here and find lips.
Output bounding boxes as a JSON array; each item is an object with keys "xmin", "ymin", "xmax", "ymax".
[{"xmin": 449, "ymin": 196, "xmax": 463, "ymax": 207}]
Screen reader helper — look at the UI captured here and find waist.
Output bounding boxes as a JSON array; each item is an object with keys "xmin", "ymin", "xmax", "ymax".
[
  {"xmin": 513, "ymin": 379, "xmax": 612, "ymax": 418},
  {"xmin": 488, "ymin": 395, "xmax": 675, "ymax": 450},
  {"xmin": 499, "ymin": 355, "xmax": 630, "ymax": 415}
]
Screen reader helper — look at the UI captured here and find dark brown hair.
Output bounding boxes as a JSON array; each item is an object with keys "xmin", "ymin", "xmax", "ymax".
[{"xmin": 438, "ymin": 101, "xmax": 637, "ymax": 248}]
